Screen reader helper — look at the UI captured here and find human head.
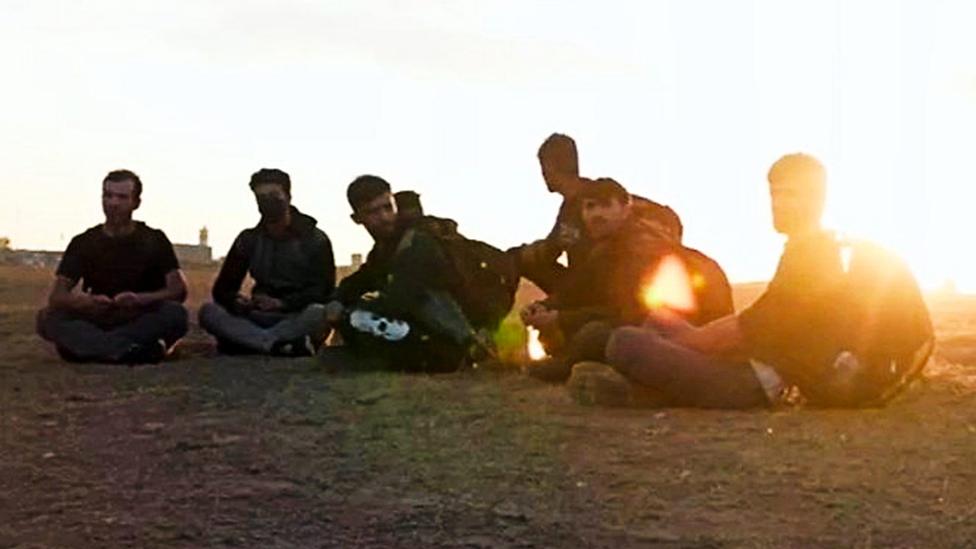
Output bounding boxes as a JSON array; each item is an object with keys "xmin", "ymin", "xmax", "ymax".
[
  {"xmin": 102, "ymin": 169, "xmax": 142, "ymax": 224},
  {"xmin": 537, "ymin": 133, "xmax": 581, "ymax": 196},
  {"xmin": 577, "ymin": 177, "xmax": 632, "ymax": 240},
  {"xmin": 348, "ymin": 175, "xmax": 398, "ymax": 241},
  {"xmin": 767, "ymin": 153, "xmax": 826, "ymax": 236},
  {"xmin": 249, "ymin": 168, "xmax": 292, "ymax": 223},
  {"xmin": 394, "ymin": 190, "xmax": 424, "ymax": 224}
]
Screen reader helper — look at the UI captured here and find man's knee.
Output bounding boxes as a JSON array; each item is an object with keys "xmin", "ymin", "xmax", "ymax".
[
  {"xmin": 605, "ymin": 326, "xmax": 653, "ymax": 370},
  {"xmin": 157, "ymin": 302, "xmax": 189, "ymax": 332},
  {"xmin": 198, "ymin": 302, "xmax": 226, "ymax": 332},
  {"xmin": 35, "ymin": 307, "xmax": 52, "ymax": 339}
]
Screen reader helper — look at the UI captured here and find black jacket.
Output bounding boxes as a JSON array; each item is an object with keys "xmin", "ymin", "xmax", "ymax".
[{"xmin": 212, "ymin": 207, "xmax": 335, "ymax": 313}]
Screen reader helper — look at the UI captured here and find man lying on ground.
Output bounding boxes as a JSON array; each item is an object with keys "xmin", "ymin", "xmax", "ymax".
[
  {"xmin": 522, "ymin": 177, "xmax": 733, "ymax": 383},
  {"xmin": 37, "ymin": 170, "xmax": 188, "ymax": 364},
  {"xmin": 604, "ymin": 153, "xmax": 934, "ymax": 408},
  {"xmin": 508, "ymin": 133, "xmax": 684, "ymax": 294},
  {"xmin": 322, "ymin": 176, "xmax": 508, "ymax": 373},
  {"xmin": 199, "ymin": 168, "xmax": 335, "ymax": 357}
]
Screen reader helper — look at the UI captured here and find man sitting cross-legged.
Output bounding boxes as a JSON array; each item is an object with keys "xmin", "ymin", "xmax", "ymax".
[
  {"xmin": 199, "ymin": 168, "xmax": 335, "ymax": 357},
  {"xmin": 36, "ymin": 169, "xmax": 189, "ymax": 364},
  {"xmin": 321, "ymin": 176, "xmax": 493, "ymax": 373},
  {"xmin": 522, "ymin": 177, "xmax": 733, "ymax": 384},
  {"xmin": 605, "ymin": 154, "xmax": 934, "ymax": 408}
]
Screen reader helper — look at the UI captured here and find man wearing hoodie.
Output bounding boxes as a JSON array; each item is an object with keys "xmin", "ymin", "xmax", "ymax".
[{"xmin": 199, "ymin": 168, "xmax": 335, "ymax": 356}]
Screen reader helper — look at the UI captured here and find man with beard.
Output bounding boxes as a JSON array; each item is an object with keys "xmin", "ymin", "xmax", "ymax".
[
  {"xmin": 522, "ymin": 177, "xmax": 733, "ymax": 383},
  {"xmin": 36, "ymin": 169, "xmax": 189, "ymax": 364},
  {"xmin": 199, "ymin": 168, "xmax": 335, "ymax": 356},
  {"xmin": 321, "ymin": 175, "xmax": 481, "ymax": 373},
  {"xmin": 509, "ymin": 133, "xmax": 684, "ymax": 294}
]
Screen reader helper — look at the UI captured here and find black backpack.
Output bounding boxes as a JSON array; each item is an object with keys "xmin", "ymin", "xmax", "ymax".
[{"xmin": 413, "ymin": 216, "xmax": 519, "ymax": 331}]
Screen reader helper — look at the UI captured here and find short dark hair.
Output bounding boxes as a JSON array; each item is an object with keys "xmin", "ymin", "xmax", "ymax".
[
  {"xmin": 103, "ymin": 169, "xmax": 143, "ymax": 199},
  {"xmin": 537, "ymin": 133, "xmax": 579, "ymax": 177},
  {"xmin": 249, "ymin": 168, "xmax": 291, "ymax": 195},
  {"xmin": 347, "ymin": 175, "xmax": 392, "ymax": 211},
  {"xmin": 577, "ymin": 177, "xmax": 631, "ymax": 205}
]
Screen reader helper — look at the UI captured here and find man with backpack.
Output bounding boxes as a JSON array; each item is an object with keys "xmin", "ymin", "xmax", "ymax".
[
  {"xmin": 322, "ymin": 176, "xmax": 516, "ymax": 372},
  {"xmin": 508, "ymin": 133, "xmax": 684, "ymax": 294},
  {"xmin": 604, "ymin": 153, "xmax": 934, "ymax": 408},
  {"xmin": 522, "ymin": 177, "xmax": 734, "ymax": 383},
  {"xmin": 199, "ymin": 168, "xmax": 336, "ymax": 357}
]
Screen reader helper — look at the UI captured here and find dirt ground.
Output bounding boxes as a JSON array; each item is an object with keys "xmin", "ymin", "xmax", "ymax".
[{"xmin": 2, "ymin": 265, "xmax": 975, "ymax": 548}]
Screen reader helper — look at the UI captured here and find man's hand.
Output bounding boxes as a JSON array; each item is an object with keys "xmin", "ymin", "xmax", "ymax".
[
  {"xmin": 112, "ymin": 291, "xmax": 144, "ymax": 309},
  {"xmin": 87, "ymin": 294, "xmax": 113, "ymax": 313},
  {"xmin": 323, "ymin": 300, "xmax": 345, "ymax": 324},
  {"xmin": 232, "ymin": 294, "xmax": 252, "ymax": 311},
  {"xmin": 252, "ymin": 294, "xmax": 284, "ymax": 312}
]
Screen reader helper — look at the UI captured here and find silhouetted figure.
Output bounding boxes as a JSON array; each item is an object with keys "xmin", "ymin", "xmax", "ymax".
[
  {"xmin": 508, "ymin": 133, "xmax": 683, "ymax": 293},
  {"xmin": 321, "ymin": 176, "xmax": 486, "ymax": 373},
  {"xmin": 522, "ymin": 178, "xmax": 733, "ymax": 383},
  {"xmin": 36, "ymin": 170, "xmax": 189, "ymax": 364},
  {"xmin": 605, "ymin": 154, "xmax": 934, "ymax": 408},
  {"xmin": 199, "ymin": 169, "xmax": 335, "ymax": 357}
]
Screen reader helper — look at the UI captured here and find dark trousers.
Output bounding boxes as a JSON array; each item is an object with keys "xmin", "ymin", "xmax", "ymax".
[
  {"xmin": 605, "ymin": 326, "xmax": 768, "ymax": 409},
  {"xmin": 36, "ymin": 302, "xmax": 188, "ymax": 363}
]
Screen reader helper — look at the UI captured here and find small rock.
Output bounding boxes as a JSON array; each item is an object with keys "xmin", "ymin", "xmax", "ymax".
[
  {"xmin": 42, "ymin": 452, "xmax": 56, "ymax": 459},
  {"xmin": 142, "ymin": 422, "xmax": 166, "ymax": 433},
  {"xmin": 355, "ymin": 389, "xmax": 390, "ymax": 405}
]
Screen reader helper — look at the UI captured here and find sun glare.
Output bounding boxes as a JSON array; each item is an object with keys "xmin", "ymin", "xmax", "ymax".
[
  {"xmin": 642, "ymin": 255, "xmax": 697, "ymax": 313},
  {"xmin": 526, "ymin": 327, "xmax": 547, "ymax": 361}
]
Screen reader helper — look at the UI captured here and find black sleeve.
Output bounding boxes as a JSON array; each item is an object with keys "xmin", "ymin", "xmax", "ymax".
[
  {"xmin": 154, "ymin": 230, "xmax": 181, "ymax": 273},
  {"xmin": 281, "ymin": 231, "xmax": 336, "ymax": 311},
  {"xmin": 333, "ymin": 251, "xmax": 380, "ymax": 306},
  {"xmin": 55, "ymin": 234, "xmax": 86, "ymax": 283},
  {"xmin": 212, "ymin": 231, "xmax": 252, "ymax": 310}
]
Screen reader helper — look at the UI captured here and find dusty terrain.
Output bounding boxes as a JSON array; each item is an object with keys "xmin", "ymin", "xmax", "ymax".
[{"xmin": 1, "ymin": 265, "xmax": 975, "ymax": 548}]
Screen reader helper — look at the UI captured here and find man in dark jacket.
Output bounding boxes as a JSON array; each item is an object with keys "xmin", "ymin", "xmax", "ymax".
[
  {"xmin": 522, "ymin": 178, "xmax": 733, "ymax": 382},
  {"xmin": 322, "ymin": 176, "xmax": 478, "ymax": 372},
  {"xmin": 508, "ymin": 133, "xmax": 683, "ymax": 293},
  {"xmin": 199, "ymin": 168, "xmax": 335, "ymax": 356}
]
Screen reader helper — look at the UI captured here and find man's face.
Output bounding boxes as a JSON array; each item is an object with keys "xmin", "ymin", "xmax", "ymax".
[
  {"xmin": 770, "ymin": 176, "xmax": 823, "ymax": 235},
  {"xmin": 581, "ymin": 196, "xmax": 630, "ymax": 240},
  {"xmin": 353, "ymin": 192, "xmax": 398, "ymax": 241},
  {"xmin": 102, "ymin": 179, "xmax": 139, "ymax": 223},
  {"xmin": 539, "ymin": 154, "xmax": 576, "ymax": 195},
  {"xmin": 252, "ymin": 182, "xmax": 291, "ymax": 222}
]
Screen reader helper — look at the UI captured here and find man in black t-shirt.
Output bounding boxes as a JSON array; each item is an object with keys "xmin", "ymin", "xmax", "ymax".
[
  {"xmin": 198, "ymin": 169, "xmax": 335, "ymax": 357},
  {"xmin": 604, "ymin": 153, "xmax": 933, "ymax": 408},
  {"xmin": 36, "ymin": 170, "xmax": 189, "ymax": 364}
]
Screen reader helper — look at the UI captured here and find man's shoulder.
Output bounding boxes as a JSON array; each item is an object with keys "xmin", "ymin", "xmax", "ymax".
[{"xmin": 135, "ymin": 222, "xmax": 173, "ymax": 243}]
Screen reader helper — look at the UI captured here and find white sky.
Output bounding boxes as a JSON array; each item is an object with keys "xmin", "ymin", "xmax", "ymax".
[{"xmin": 2, "ymin": 0, "xmax": 975, "ymax": 289}]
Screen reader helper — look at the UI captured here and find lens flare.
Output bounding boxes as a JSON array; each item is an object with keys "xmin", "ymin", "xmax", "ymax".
[
  {"xmin": 526, "ymin": 327, "xmax": 547, "ymax": 361},
  {"xmin": 642, "ymin": 254, "xmax": 697, "ymax": 312}
]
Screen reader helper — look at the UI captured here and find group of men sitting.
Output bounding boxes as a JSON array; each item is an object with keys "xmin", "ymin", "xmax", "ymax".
[{"xmin": 35, "ymin": 133, "xmax": 936, "ymax": 409}]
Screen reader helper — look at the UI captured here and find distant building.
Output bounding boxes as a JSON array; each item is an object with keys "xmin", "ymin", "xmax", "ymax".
[
  {"xmin": 0, "ymin": 248, "xmax": 62, "ymax": 268},
  {"xmin": 174, "ymin": 227, "xmax": 214, "ymax": 266},
  {"xmin": 336, "ymin": 253, "xmax": 364, "ymax": 280}
]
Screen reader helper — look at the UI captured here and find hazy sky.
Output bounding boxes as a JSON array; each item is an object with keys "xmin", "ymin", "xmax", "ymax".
[{"xmin": 2, "ymin": 0, "xmax": 975, "ymax": 289}]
